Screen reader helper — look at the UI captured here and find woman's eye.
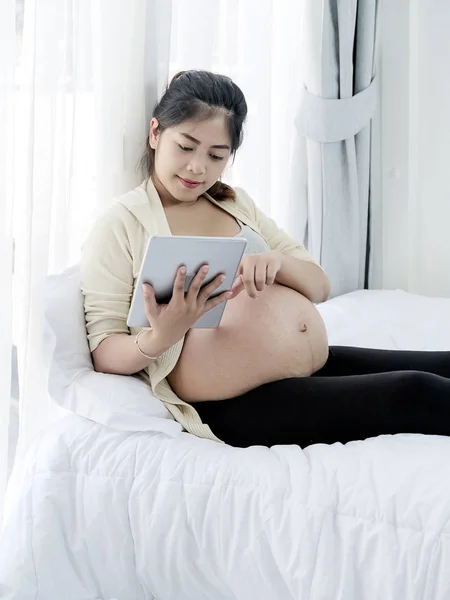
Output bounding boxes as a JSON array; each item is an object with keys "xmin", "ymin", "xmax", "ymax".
[{"xmin": 178, "ymin": 143, "xmax": 224, "ymax": 161}]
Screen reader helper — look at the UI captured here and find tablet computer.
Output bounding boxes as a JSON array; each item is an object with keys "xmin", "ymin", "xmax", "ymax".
[{"xmin": 127, "ymin": 235, "xmax": 247, "ymax": 329}]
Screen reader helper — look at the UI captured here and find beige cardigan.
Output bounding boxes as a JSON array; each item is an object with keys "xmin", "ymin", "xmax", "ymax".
[{"xmin": 80, "ymin": 179, "xmax": 320, "ymax": 442}]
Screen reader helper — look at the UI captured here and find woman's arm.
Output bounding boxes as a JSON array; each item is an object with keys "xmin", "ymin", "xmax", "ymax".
[
  {"xmin": 92, "ymin": 329, "xmax": 171, "ymax": 375},
  {"xmin": 275, "ymin": 253, "xmax": 331, "ymax": 303},
  {"xmin": 81, "ymin": 204, "xmax": 153, "ymax": 376},
  {"xmin": 233, "ymin": 188, "xmax": 331, "ymax": 303}
]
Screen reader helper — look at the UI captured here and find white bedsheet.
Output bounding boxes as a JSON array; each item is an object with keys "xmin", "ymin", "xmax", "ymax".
[{"xmin": 1, "ymin": 289, "xmax": 450, "ymax": 600}]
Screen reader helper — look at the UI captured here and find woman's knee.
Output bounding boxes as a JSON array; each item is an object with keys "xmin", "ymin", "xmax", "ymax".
[{"xmin": 393, "ymin": 370, "xmax": 442, "ymax": 397}]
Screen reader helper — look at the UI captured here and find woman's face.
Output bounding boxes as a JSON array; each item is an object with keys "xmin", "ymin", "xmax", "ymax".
[{"xmin": 150, "ymin": 114, "xmax": 232, "ymax": 204}]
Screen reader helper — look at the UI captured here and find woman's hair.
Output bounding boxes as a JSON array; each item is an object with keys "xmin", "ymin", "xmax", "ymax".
[{"xmin": 140, "ymin": 70, "xmax": 247, "ymax": 201}]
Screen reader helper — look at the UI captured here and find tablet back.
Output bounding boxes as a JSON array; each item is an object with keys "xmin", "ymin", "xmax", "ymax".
[{"xmin": 127, "ymin": 235, "xmax": 247, "ymax": 329}]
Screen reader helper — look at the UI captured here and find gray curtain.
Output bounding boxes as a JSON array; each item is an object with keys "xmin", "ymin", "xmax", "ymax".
[{"xmin": 297, "ymin": 0, "xmax": 379, "ymax": 297}]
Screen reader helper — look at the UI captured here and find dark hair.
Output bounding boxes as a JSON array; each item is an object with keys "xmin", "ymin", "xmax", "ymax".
[{"xmin": 140, "ymin": 70, "xmax": 247, "ymax": 201}]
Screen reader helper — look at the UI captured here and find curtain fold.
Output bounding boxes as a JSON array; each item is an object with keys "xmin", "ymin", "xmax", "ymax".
[
  {"xmin": 299, "ymin": 0, "xmax": 379, "ymax": 297},
  {"xmin": 0, "ymin": 0, "xmax": 15, "ymax": 526},
  {"xmin": 6, "ymin": 0, "xmax": 172, "ymax": 464}
]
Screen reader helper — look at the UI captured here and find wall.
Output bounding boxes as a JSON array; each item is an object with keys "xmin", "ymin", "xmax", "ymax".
[{"xmin": 370, "ymin": 0, "xmax": 450, "ymax": 298}]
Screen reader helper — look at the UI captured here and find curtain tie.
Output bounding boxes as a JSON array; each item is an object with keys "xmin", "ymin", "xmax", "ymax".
[{"xmin": 296, "ymin": 76, "xmax": 378, "ymax": 143}]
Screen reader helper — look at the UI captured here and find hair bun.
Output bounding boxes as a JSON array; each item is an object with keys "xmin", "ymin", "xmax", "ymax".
[{"xmin": 169, "ymin": 70, "xmax": 187, "ymax": 87}]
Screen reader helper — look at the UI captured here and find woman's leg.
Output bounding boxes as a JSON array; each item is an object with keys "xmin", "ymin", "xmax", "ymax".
[
  {"xmin": 317, "ymin": 346, "xmax": 450, "ymax": 378},
  {"xmin": 194, "ymin": 370, "xmax": 450, "ymax": 448}
]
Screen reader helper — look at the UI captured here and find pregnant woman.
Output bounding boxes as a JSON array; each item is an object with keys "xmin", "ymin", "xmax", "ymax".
[{"xmin": 81, "ymin": 70, "xmax": 450, "ymax": 448}]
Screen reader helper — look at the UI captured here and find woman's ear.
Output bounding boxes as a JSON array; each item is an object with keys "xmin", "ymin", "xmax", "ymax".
[{"xmin": 149, "ymin": 118, "xmax": 160, "ymax": 150}]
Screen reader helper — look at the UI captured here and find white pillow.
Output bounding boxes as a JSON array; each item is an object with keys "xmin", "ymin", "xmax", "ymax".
[{"xmin": 42, "ymin": 265, "xmax": 182, "ymax": 436}]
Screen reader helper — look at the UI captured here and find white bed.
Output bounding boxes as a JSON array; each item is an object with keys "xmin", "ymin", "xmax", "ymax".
[{"xmin": 1, "ymin": 269, "xmax": 450, "ymax": 600}]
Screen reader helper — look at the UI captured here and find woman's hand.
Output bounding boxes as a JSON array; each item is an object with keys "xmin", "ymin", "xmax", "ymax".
[
  {"xmin": 231, "ymin": 250, "xmax": 282, "ymax": 299},
  {"xmin": 142, "ymin": 265, "xmax": 233, "ymax": 349}
]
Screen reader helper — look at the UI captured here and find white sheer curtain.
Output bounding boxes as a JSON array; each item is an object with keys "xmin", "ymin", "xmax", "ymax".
[
  {"xmin": 0, "ymin": 0, "xmax": 172, "ymax": 521},
  {"xmin": 0, "ymin": 0, "xmax": 16, "ymax": 525},
  {"xmin": 169, "ymin": 0, "xmax": 308, "ymax": 239},
  {"xmin": 375, "ymin": 0, "xmax": 450, "ymax": 298},
  {"xmin": 1, "ymin": 0, "xmax": 310, "ymax": 523}
]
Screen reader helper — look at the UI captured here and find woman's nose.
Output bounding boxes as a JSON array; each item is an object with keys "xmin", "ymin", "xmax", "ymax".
[{"xmin": 187, "ymin": 157, "xmax": 206, "ymax": 176}]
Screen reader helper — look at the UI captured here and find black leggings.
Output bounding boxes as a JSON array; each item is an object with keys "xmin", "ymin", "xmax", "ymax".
[{"xmin": 194, "ymin": 346, "xmax": 450, "ymax": 448}]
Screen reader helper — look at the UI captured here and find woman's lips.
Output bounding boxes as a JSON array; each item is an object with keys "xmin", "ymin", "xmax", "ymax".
[{"xmin": 178, "ymin": 176, "xmax": 203, "ymax": 189}]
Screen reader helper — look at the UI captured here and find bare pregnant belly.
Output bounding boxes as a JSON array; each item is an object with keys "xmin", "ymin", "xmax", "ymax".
[{"xmin": 167, "ymin": 283, "xmax": 329, "ymax": 402}]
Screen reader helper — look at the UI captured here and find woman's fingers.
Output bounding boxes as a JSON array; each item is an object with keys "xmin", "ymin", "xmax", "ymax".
[
  {"xmin": 254, "ymin": 261, "xmax": 267, "ymax": 292},
  {"xmin": 198, "ymin": 273, "xmax": 226, "ymax": 304},
  {"xmin": 186, "ymin": 264, "xmax": 209, "ymax": 300},
  {"xmin": 142, "ymin": 283, "xmax": 158, "ymax": 317},
  {"xmin": 204, "ymin": 289, "xmax": 233, "ymax": 312},
  {"xmin": 229, "ymin": 274, "xmax": 244, "ymax": 298},
  {"xmin": 171, "ymin": 266, "xmax": 187, "ymax": 303},
  {"xmin": 242, "ymin": 264, "xmax": 258, "ymax": 298},
  {"xmin": 265, "ymin": 262, "xmax": 278, "ymax": 286}
]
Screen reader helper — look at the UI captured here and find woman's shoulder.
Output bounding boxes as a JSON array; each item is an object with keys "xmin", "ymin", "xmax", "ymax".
[
  {"xmin": 223, "ymin": 186, "xmax": 258, "ymax": 219},
  {"xmin": 88, "ymin": 198, "xmax": 140, "ymax": 241},
  {"xmin": 115, "ymin": 183, "xmax": 150, "ymax": 214},
  {"xmin": 115, "ymin": 180, "xmax": 165, "ymax": 235},
  {"xmin": 81, "ymin": 186, "xmax": 149, "ymax": 258},
  {"xmin": 91, "ymin": 182, "xmax": 159, "ymax": 236}
]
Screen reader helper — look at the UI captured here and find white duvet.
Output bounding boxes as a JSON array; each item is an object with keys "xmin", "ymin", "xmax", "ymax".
[{"xmin": 2, "ymin": 289, "xmax": 450, "ymax": 600}]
